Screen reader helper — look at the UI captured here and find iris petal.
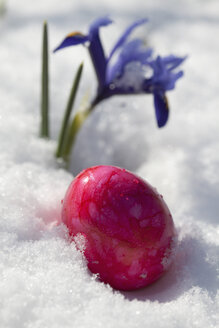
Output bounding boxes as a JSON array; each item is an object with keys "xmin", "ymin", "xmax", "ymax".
[
  {"xmin": 154, "ymin": 93, "xmax": 169, "ymax": 128},
  {"xmin": 87, "ymin": 17, "xmax": 112, "ymax": 90},
  {"xmin": 146, "ymin": 55, "xmax": 185, "ymax": 93},
  {"xmin": 89, "ymin": 16, "xmax": 113, "ymax": 39},
  {"xmin": 165, "ymin": 71, "xmax": 184, "ymax": 90},
  {"xmin": 53, "ymin": 33, "xmax": 88, "ymax": 52},
  {"xmin": 108, "ymin": 18, "xmax": 148, "ymax": 61},
  {"xmin": 162, "ymin": 55, "xmax": 187, "ymax": 71},
  {"xmin": 106, "ymin": 39, "xmax": 152, "ymax": 83}
]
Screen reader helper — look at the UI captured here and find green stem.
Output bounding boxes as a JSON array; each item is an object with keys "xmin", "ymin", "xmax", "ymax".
[
  {"xmin": 62, "ymin": 107, "xmax": 90, "ymax": 164},
  {"xmin": 40, "ymin": 21, "xmax": 49, "ymax": 138},
  {"xmin": 55, "ymin": 62, "xmax": 84, "ymax": 158}
]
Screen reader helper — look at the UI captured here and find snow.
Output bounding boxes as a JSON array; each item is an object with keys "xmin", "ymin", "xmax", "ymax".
[{"xmin": 0, "ymin": 0, "xmax": 219, "ymax": 327}]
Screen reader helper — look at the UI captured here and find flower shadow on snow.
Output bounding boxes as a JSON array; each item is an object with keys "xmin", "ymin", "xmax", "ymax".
[
  {"xmin": 121, "ymin": 235, "xmax": 218, "ymax": 302},
  {"xmin": 71, "ymin": 99, "xmax": 151, "ymax": 175},
  {"xmin": 185, "ymin": 155, "xmax": 219, "ymax": 226}
]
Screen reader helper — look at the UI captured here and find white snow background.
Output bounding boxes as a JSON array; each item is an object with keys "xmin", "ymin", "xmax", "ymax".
[{"xmin": 0, "ymin": 0, "xmax": 219, "ymax": 327}]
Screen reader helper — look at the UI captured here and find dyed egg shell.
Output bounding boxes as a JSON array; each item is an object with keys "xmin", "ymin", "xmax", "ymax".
[{"xmin": 62, "ymin": 165, "xmax": 176, "ymax": 290}]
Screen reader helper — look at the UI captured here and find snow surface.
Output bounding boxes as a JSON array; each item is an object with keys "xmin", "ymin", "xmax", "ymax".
[{"xmin": 0, "ymin": 0, "xmax": 219, "ymax": 327}]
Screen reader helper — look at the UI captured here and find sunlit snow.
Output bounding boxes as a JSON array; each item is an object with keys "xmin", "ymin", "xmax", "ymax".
[{"xmin": 0, "ymin": 0, "xmax": 218, "ymax": 327}]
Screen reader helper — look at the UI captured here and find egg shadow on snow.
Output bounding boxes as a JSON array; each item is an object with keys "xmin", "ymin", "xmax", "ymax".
[
  {"xmin": 120, "ymin": 261, "xmax": 182, "ymax": 303},
  {"xmin": 120, "ymin": 235, "xmax": 218, "ymax": 302}
]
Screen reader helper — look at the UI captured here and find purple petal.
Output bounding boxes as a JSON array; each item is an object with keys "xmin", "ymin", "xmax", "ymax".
[
  {"xmin": 162, "ymin": 55, "xmax": 187, "ymax": 71},
  {"xmin": 108, "ymin": 18, "xmax": 148, "ymax": 61},
  {"xmin": 54, "ymin": 33, "xmax": 88, "ymax": 52},
  {"xmin": 154, "ymin": 93, "xmax": 169, "ymax": 128},
  {"xmin": 165, "ymin": 71, "xmax": 184, "ymax": 90},
  {"xmin": 89, "ymin": 16, "xmax": 113, "ymax": 39},
  {"xmin": 150, "ymin": 56, "xmax": 164, "ymax": 76},
  {"xmin": 106, "ymin": 39, "xmax": 152, "ymax": 83},
  {"xmin": 86, "ymin": 17, "xmax": 113, "ymax": 89},
  {"xmin": 88, "ymin": 38, "xmax": 107, "ymax": 90},
  {"xmin": 147, "ymin": 55, "xmax": 185, "ymax": 92}
]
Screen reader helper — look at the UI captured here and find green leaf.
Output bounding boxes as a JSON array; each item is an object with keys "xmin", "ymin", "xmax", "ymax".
[
  {"xmin": 62, "ymin": 108, "xmax": 90, "ymax": 164},
  {"xmin": 55, "ymin": 62, "xmax": 84, "ymax": 158},
  {"xmin": 40, "ymin": 21, "xmax": 49, "ymax": 138}
]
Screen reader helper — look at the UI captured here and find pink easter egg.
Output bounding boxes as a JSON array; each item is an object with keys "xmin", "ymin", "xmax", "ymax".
[{"xmin": 62, "ymin": 165, "xmax": 176, "ymax": 290}]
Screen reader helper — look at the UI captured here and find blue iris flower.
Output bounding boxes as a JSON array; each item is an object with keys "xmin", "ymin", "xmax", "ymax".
[{"xmin": 54, "ymin": 17, "xmax": 185, "ymax": 128}]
